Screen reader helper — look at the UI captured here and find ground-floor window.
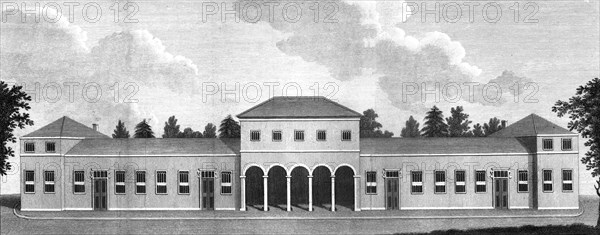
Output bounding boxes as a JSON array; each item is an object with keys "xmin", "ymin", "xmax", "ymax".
[
  {"xmin": 411, "ymin": 171, "xmax": 423, "ymax": 194},
  {"xmin": 562, "ymin": 169, "xmax": 573, "ymax": 192},
  {"xmin": 73, "ymin": 171, "xmax": 85, "ymax": 193},
  {"xmin": 136, "ymin": 171, "xmax": 146, "ymax": 194},
  {"xmin": 115, "ymin": 171, "xmax": 126, "ymax": 194},
  {"xmin": 475, "ymin": 170, "xmax": 486, "ymax": 193},
  {"xmin": 543, "ymin": 170, "xmax": 553, "ymax": 192},
  {"xmin": 455, "ymin": 170, "xmax": 466, "ymax": 193},
  {"xmin": 24, "ymin": 170, "xmax": 35, "ymax": 193},
  {"xmin": 156, "ymin": 171, "xmax": 167, "ymax": 194},
  {"xmin": 434, "ymin": 170, "xmax": 446, "ymax": 193},
  {"xmin": 517, "ymin": 170, "xmax": 528, "ymax": 192},
  {"xmin": 365, "ymin": 171, "xmax": 377, "ymax": 194},
  {"xmin": 179, "ymin": 171, "xmax": 190, "ymax": 194},
  {"xmin": 221, "ymin": 171, "xmax": 232, "ymax": 194},
  {"xmin": 44, "ymin": 171, "xmax": 55, "ymax": 193}
]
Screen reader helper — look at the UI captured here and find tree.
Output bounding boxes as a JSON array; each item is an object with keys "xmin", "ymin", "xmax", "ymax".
[
  {"xmin": 552, "ymin": 78, "xmax": 600, "ymax": 227},
  {"xmin": 400, "ymin": 116, "xmax": 421, "ymax": 138},
  {"xmin": 112, "ymin": 120, "xmax": 130, "ymax": 138},
  {"xmin": 360, "ymin": 109, "xmax": 394, "ymax": 138},
  {"xmin": 162, "ymin": 116, "xmax": 181, "ymax": 138},
  {"xmin": 421, "ymin": 106, "xmax": 448, "ymax": 137},
  {"xmin": 179, "ymin": 127, "xmax": 203, "ymax": 138},
  {"xmin": 1, "ymin": 81, "xmax": 34, "ymax": 175},
  {"xmin": 203, "ymin": 123, "xmax": 217, "ymax": 138},
  {"xmin": 134, "ymin": 119, "xmax": 155, "ymax": 138},
  {"xmin": 483, "ymin": 117, "xmax": 506, "ymax": 136},
  {"xmin": 472, "ymin": 123, "xmax": 485, "ymax": 137},
  {"xmin": 218, "ymin": 115, "xmax": 240, "ymax": 138},
  {"xmin": 446, "ymin": 106, "xmax": 472, "ymax": 137}
]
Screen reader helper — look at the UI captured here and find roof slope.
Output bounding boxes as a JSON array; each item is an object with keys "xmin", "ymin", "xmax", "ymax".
[
  {"xmin": 360, "ymin": 137, "xmax": 532, "ymax": 155},
  {"xmin": 23, "ymin": 116, "xmax": 109, "ymax": 138},
  {"xmin": 237, "ymin": 96, "xmax": 362, "ymax": 119},
  {"xmin": 489, "ymin": 114, "xmax": 574, "ymax": 137},
  {"xmin": 66, "ymin": 138, "xmax": 240, "ymax": 156}
]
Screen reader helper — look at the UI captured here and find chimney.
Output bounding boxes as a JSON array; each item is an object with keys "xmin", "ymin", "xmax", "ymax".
[{"xmin": 92, "ymin": 124, "xmax": 98, "ymax": 131}]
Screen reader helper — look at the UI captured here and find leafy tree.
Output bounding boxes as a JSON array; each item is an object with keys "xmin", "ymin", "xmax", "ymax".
[
  {"xmin": 162, "ymin": 116, "xmax": 181, "ymax": 138},
  {"xmin": 400, "ymin": 116, "xmax": 421, "ymax": 138},
  {"xmin": 134, "ymin": 119, "xmax": 155, "ymax": 138},
  {"xmin": 112, "ymin": 120, "xmax": 130, "ymax": 138},
  {"xmin": 360, "ymin": 109, "xmax": 394, "ymax": 138},
  {"xmin": 218, "ymin": 115, "xmax": 240, "ymax": 138},
  {"xmin": 446, "ymin": 106, "xmax": 472, "ymax": 137},
  {"xmin": 421, "ymin": 106, "xmax": 448, "ymax": 137},
  {"xmin": 552, "ymin": 78, "xmax": 600, "ymax": 227},
  {"xmin": 179, "ymin": 127, "xmax": 203, "ymax": 138},
  {"xmin": 203, "ymin": 123, "xmax": 217, "ymax": 138},
  {"xmin": 472, "ymin": 123, "xmax": 485, "ymax": 137},
  {"xmin": 483, "ymin": 117, "xmax": 506, "ymax": 136},
  {"xmin": 1, "ymin": 81, "xmax": 34, "ymax": 175}
]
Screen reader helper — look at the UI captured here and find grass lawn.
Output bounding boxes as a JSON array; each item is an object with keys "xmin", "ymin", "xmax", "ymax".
[{"xmin": 1, "ymin": 194, "xmax": 598, "ymax": 234}]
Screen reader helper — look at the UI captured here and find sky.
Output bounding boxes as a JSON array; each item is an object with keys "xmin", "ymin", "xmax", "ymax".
[{"xmin": 1, "ymin": 0, "xmax": 599, "ymax": 194}]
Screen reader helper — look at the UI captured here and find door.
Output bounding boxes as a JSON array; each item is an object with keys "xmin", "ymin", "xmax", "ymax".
[
  {"xmin": 385, "ymin": 178, "xmax": 399, "ymax": 210},
  {"xmin": 201, "ymin": 174, "xmax": 214, "ymax": 210},
  {"xmin": 494, "ymin": 178, "xmax": 508, "ymax": 209},
  {"xmin": 93, "ymin": 179, "xmax": 107, "ymax": 211}
]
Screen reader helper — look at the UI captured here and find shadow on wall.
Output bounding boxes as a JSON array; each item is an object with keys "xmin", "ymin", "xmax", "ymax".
[{"xmin": 0, "ymin": 194, "xmax": 19, "ymax": 209}]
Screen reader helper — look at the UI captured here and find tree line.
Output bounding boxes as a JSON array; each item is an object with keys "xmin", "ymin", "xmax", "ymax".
[{"xmin": 112, "ymin": 115, "xmax": 240, "ymax": 139}]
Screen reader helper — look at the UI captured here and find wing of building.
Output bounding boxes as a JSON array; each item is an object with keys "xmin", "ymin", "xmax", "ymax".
[{"xmin": 20, "ymin": 97, "xmax": 579, "ymax": 212}]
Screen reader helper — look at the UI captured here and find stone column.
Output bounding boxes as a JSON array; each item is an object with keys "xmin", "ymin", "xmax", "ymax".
[
  {"xmin": 286, "ymin": 176, "xmax": 292, "ymax": 211},
  {"xmin": 308, "ymin": 176, "xmax": 313, "ymax": 212},
  {"xmin": 263, "ymin": 175, "xmax": 268, "ymax": 211},
  {"xmin": 240, "ymin": 176, "xmax": 246, "ymax": 211},
  {"xmin": 354, "ymin": 175, "xmax": 361, "ymax": 211},
  {"xmin": 331, "ymin": 176, "xmax": 336, "ymax": 212}
]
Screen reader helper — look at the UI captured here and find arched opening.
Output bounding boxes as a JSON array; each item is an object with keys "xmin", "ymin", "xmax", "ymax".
[
  {"xmin": 267, "ymin": 165, "xmax": 287, "ymax": 210},
  {"xmin": 291, "ymin": 167, "xmax": 309, "ymax": 210},
  {"xmin": 335, "ymin": 166, "xmax": 355, "ymax": 210},
  {"xmin": 245, "ymin": 166, "xmax": 264, "ymax": 210},
  {"xmin": 312, "ymin": 166, "xmax": 332, "ymax": 210}
]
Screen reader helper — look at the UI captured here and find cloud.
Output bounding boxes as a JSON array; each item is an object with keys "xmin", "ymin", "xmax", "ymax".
[{"xmin": 487, "ymin": 70, "xmax": 534, "ymax": 96}]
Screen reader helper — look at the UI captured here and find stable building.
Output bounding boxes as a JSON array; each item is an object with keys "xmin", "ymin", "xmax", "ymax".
[{"xmin": 20, "ymin": 96, "xmax": 580, "ymax": 211}]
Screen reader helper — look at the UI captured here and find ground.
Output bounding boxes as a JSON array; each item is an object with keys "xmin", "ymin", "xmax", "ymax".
[{"xmin": 0, "ymin": 195, "xmax": 597, "ymax": 234}]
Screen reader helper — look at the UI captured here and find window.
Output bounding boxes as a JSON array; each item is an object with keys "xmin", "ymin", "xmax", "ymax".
[
  {"xmin": 115, "ymin": 171, "xmax": 125, "ymax": 194},
  {"xmin": 455, "ymin": 170, "xmax": 466, "ymax": 193},
  {"xmin": 156, "ymin": 171, "xmax": 167, "ymax": 194},
  {"xmin": 562, "ymin": 138, "xmax": 572, "ymax": 150},
  {"xmin": 475, "ymin": 170, "xmax": 486, "ymax": 193},
  {"xmin": 221, "ymin": 171, "xmax": 232, "ymax": 194},
  {"xmin": 45, "ymin": 142, "xmax": 56, "ymax": 153},
  {"xmin": 385, "ymin": 171, "xmax": 399, "ymax": 178},
  {"xmin": 73, "ymin": 171, "xmax": 85, "ymax": 193},
  {"xmin": 411, "ymin": 171, "xmax": 423, "ymax": 194},
  {"xmin": 272, "ymin": 131, "xmax": 282, "ymax": 142},
  {"xmin": 542, "ymin": 138, "xmax": 553, "ymax": 151},
  {"xmin": 294, "ymin": 130, "xmax": 304, "ymax": 141},
  {"xmin": 25, "ymin": 142, "xmax": 35, "ymax": 152},
  {"xmin": 24, "ymin": 170, "xmax": 35, "ymax": 193},
  {"xmin": 434, "ymin": 170, "xmax": 446, "ymax": 193},
  {"xmin": 365, "ymin": 171, "xmax": 377, "ymax": 194},
  {"xmin": 317, "ymin": 130, "xmax": 327, "ymax": 141},
  {"xmin": 516, "ymin": 170, "xmax": 528, "ymax": 192},
  {"xmin": 179, "ymin": 171, "xmax": 190, "ymax": 194},
  {"xmin": 136, "ymin": 171, "xmax": 146, "ymax": 194},
  {"xmin": 562, "ymin": 170, "xmax": 573, "ymax": 192},
  {"xmin": 543, "ymin": 169, "xmax": 553, "ymax": 192},
  {"xmin": 250, "ymin": 130, "xmax": 260, "ymax": 141},
  {"xmin": 341, "ymin": 130, "xmax": 352, "ymax": 141},
  {"xmin": 44, "ymin": 171, "xmax": 55, "ymax": 193}
]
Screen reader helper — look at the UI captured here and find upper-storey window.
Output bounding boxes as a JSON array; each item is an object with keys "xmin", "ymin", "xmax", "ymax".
[
  {"xmin": 25, "ymin": 142, "xmax": 35, "ymax": 152},
  {"xmin": 272, "ymin": 130, "xmax": 282, "ymax": 142},
  {"xmin": 317, "ymin": 130, "xmax": 326, "ymax": 141},
  {"xmin": 561, "ymin": 138, "xmax": 572, "ymax": 150},
  {"xmin": 542, "ymin": 139, "xmax": 553, "ymax": 151},
  {"xmin": 250, "ymin": 130, "xmax": 260, "ymax": 141},
  {"xmin": 45, "ymin": 142, "xmax": 56, "ymax": 153},
  {"xmin": 341, "ymin": 130, "xmax": 352, "ymax": 141},
  {"xmin": 294, "ymin": 130, "xmax": 304, "ymax": 141}
]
